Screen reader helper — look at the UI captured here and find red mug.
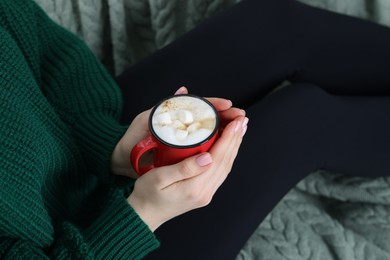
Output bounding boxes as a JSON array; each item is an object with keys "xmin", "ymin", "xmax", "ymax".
[{"xmin": 131, "ymin": 94, "xmax": 220, "ymax": 175}]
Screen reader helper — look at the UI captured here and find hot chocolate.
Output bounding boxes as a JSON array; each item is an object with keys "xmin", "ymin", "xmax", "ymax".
[{"xmin": 151, "ymin": 95, "xmax": 217, "ymax": 146}]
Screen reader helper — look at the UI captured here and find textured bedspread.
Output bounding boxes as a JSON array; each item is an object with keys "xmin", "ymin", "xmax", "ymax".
[{"xmin": 34, "ymin": 0, "xmax": 390, "ymax": 259}]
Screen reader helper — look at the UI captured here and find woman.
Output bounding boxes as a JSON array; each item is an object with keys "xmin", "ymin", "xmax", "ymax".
[
  {"xmin": 0, "ymin": 0, "xmax": 389, "ymax": 259},
  {"xmin": 0, "ymin": 0, "xmax": 244, "ymax": 259},
  {"xmin": 117, "ymin": 0, "xmax": 390, "ymax": 259}
]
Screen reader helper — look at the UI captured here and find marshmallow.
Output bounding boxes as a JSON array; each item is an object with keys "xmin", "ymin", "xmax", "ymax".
[
  {"xmin": 152, "ymin": 96, "xmax": 217, "ymax": 146},
  {"xmin": 175, "ymin": 129, "xmax": 188, "ymax": 141},
  {"xmin": 201, "ymin": 118, "xmax": 216, "ymax": 130},
  {"xmin": 200, "ymin": 108, "xmax": 216, "ymax": 120},
  {"xmin": 156, "ymin": 112, "xmax": 172, "ymax": 125},
  {"xmin": 187, "ymin": 122, "xmax": 201, "ymax": 133},
  {"xmin": 177, "ymin": 110, "xmax": 193, "ymax": 125},
  {"xmin": 172, "ymin": 120, "xmax": 186, "ymax": 130},
  {"xmin": 187, "ymin": 129, "xmax": 212, "ymax": 144}
]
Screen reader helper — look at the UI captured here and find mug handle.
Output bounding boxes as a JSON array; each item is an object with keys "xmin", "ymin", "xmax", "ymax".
[{"xmin": 130, "ymin": 135, "xmax": 158, "ymax": 175}]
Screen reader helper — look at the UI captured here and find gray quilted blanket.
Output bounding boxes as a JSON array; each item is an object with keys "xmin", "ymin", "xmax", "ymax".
[{"xmin": 35, "ymin": 0, "xmax": 390, "ymax": 259}]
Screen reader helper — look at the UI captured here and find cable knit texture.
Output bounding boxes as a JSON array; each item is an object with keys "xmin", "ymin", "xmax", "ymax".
[
  {"xmin": 0, "ymin": 0, "xmax": 159, "ymax": 258},
  {"xmin": 4, "ymin": 0, "xmax": 390, "ymax": 259}
]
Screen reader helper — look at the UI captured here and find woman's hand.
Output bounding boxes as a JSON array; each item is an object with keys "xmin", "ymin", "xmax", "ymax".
[
  {"xmin": 111, "ymin": 86, "xmax": 245, "ymax": 178},
  {"xmin": 111, "ymin": 108, "xmax": 152, "ymax": 178},
  {"xmin": 128, "ymin": 114, "xmax": 248, "ymax": 231}
]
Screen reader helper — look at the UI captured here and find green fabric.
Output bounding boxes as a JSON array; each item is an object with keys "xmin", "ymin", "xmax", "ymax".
[
  {"xmin": 0, "ymin": 0, "xmax": 159, "ymax": 259},
  {"xmin": 31, "ymin": 0, "xmax": 390, "ymax": 259}
]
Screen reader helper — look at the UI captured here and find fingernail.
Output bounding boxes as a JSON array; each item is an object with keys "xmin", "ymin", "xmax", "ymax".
[
  {"xmin": 243, "ymin": 117, "xmax": 249, "ymax": 128},
  {"xmin": 196, "ymin": 153, "xmax": 213, "ymax": 167},
  {"xmin": 234, "ymin": 120, "xmax": 242, "ymax": 133},
  {"xmin": 241, "ymin": 125, "xmax": 248, "ymax": 137},
  {"xmin": 174, "ymin": 86, "xmax": 187, "ymax": 95}
]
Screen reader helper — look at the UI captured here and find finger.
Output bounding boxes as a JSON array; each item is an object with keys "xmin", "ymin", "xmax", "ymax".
[
  {"xmin": 125, "ymin": 108, "xmax": 153, "ymax": 146},
  {"xmin": 220, "ymin": 117, "xmax": 248, "ymax": 176},
  {"xmin": 190, "ymin": 118, "xmax": 243, "ymax": 200},
  {"xmin": 174, "ymin": 86, "xmax": 188, "ymax": 95},
  {"xmin": 129, "ymin": 108, "xmax": 152, "ymax": 135},
  {"xmin": 210, "ymin": 116, "xmax": 245, "ymax": 157},
  {"xmin": 151, "ymin": 152, "xmax": 213, "ymax": 189},
  {"xmin": 206, "ymin": 97, "xmax": 233, "ymax": 111},
  {"xmin": 210, "ymin": 121, "xmax": 247, "ymax": 196},
  {"xmin": 219, "ymin": 108, "xmax": 246, "ymax": 120},
  {"xmin": 138, "ymin": 108, "xmax": 152, "ymax": 124},
  {"xmin": 218, "ymin": 108, "xmax": 246, "ymax": 129},
  {"xmin": 208, "ymin": 117, "xmax": 248, "ymax": 188}
]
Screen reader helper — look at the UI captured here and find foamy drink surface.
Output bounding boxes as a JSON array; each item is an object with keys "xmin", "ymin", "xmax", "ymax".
[{"xmin": 151, "ymin": 95, "xmax": 217, "ymax": 146}]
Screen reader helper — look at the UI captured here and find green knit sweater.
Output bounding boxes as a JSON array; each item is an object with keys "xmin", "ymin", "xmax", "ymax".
[{"xmin": 0, "ymin": 0, "xmax": 159, "ymax": 258}]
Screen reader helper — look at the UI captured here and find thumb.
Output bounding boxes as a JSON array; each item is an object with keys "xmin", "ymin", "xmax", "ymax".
[
  {"xmin": 174, "ymin": 86, "xmax": 188, "ymax": 95},
  {"xmin": 153, "ymin": 152, "xmax": 213, "ymax": 188}
]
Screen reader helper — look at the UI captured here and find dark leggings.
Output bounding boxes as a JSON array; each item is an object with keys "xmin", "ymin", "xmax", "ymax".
[{"xmin": 115, "ymin": 0, "xmax": 390, "ymax": 259}]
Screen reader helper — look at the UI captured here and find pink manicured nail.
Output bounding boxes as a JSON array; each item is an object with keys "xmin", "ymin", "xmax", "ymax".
[
  {"xmin": 243, "ymin": 117, "xmax": 249, "ymax": 128},
  {"xmin": 174, "ymin": 86, "xmax": 187, "ymax": 95},
  {"xmin": 234, "ymin": 120, "xmax": 242, "ymax": 133},
  {"xmin": 196, "ymin": 153, "xmax": 213, "ymax": 167},
  {"xmin": 241, "ymin": 125, "xmax": 248, "ymax": 137}
]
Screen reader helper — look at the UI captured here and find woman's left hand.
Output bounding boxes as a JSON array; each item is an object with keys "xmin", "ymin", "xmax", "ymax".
[{"xmin": 110, "ymin": 86, "xmax": 246, "ymax": 178}]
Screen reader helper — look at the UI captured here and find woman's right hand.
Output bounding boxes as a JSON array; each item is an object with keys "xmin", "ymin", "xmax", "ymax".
[{"xmin": 127, "ymin": 115, "xmax": 248, "ymax": 232}]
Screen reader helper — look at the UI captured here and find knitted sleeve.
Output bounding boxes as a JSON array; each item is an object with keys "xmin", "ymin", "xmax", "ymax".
[
  {"xmin": 1, "ymin": 0, "xmax": 129, "ymax": 184},
  {"xmin": 36, "ymin": 8, "xmax": 129, "ymax": 185},
  {"xmin": 0, "ymin": 0, "xmax": 159, "ymax": 258},
  {"xmin": 0, "ymin": 196, "xmax": 158, "ymax": 260}
]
